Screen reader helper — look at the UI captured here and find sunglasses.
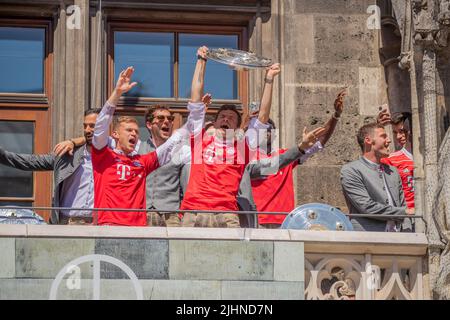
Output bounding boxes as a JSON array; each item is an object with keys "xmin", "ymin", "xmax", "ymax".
[{"xmin": 153, "ymin": 115, "xmax": 175, "ymax": 122}]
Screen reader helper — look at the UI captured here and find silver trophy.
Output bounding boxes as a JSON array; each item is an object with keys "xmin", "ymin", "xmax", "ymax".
[
  {"xmin": 281, "ymin": 203, "xmax": 354, "ymax": 231},
  {"xmin": 206, "ymin": 48, "xmax": 272, "ymax": 69}
]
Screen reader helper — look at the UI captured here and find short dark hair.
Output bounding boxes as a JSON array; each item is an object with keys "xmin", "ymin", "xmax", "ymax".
[
  {"xmin": 84, "ymin": 108, "xmax": 101, "ymax": 116},
  {"xmin": 391, "ymin": 112, "xmax": 412, "ymax": 130},
  {"xmin": 357, "ymin": 123, "xmax": 385, "ymax": 152},
  {"xmin": 215, "ymin": 104, "xmax": 242, "ymax": 128},
  {"xmin": 145, "ymin": 104, "xmax": 171, "ymax": 123}
]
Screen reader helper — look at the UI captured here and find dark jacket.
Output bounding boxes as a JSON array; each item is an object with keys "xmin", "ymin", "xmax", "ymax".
[{"xmin": 0, "ymin": 145, "xmax": 87, "ymax": 224}]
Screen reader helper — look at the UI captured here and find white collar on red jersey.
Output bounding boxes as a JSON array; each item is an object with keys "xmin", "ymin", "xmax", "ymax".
[
  {"xmin": 112, "ymin": 141, "xmax": 140, "ymax": 157},
  {"xmin": 401, "ymin": 147, "xmax": 413, "ymax": 160}
]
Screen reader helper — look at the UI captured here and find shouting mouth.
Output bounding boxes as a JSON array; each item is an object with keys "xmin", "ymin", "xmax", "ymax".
[{"xmin": 161, "ymin": 126, "xmax": 170, "ymax": 134}]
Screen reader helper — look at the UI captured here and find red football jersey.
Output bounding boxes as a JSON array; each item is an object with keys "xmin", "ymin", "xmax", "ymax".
[
  {"xmin": 181, "ymin": 130, "xmax": 250, "ymax": 212},
  {"xmin": 251, "ymin": 148, "xmax": 297, "ymax": 225},
  {"xmin": 381, "ymin": 148, "xmax": 414, "ymax": 209},
  {"xmin": 92, "ymin": 146, "xmax": 159, "ymax": 226}
]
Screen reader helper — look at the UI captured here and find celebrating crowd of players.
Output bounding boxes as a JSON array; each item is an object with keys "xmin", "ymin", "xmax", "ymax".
[{"xmin": 0, "ymin": 46, "xmax": 415, "ymax": 232}]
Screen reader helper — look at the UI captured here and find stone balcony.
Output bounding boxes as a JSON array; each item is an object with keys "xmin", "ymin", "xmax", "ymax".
[{"xmin": 0, "ymin": 225, "xmax": 428, "ymax": 300}]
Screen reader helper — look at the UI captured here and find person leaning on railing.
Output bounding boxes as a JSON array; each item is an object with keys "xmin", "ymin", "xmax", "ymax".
[
  {"xmin": 340, "ymin": 122, "xmax": 414, "ymax": 232},
  {"xmin": 0, "ymin": 109, "xmax": 101, "ymax": 225}
]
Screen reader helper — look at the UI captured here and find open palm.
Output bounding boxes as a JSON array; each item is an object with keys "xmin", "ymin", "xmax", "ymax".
[
  {"xmin": 300, "ymin": 126, "xmax": 326, "ymax": 150},
  {"xmin": 115, "ymin": 66, "xmax": 138, "ymax": 94}
]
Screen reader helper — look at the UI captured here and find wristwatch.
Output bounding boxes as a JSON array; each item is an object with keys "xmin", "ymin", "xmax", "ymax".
[
  {"xmin": 197, "ymin": 55, "xmax": 207, "ymax": 62},
  {"xmin": 264, "ymin": 77, "xmax": 274, "ymax": 84}
]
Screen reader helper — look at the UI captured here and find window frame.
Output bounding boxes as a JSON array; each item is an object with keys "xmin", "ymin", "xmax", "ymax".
[
  {"xmin": 0, "ymin": 18, "xmax": 53, "ymax": 221},
  {"xmin": 0, "ymin": 110, "xmax": 52, "ymax": 220},
  {"xmin": 107, "ymin": 21, "xmax": 249, "ymax": 112},
  {"xmin": 0, "ymin": 19, "xmax": 53, "ymax": 108}
]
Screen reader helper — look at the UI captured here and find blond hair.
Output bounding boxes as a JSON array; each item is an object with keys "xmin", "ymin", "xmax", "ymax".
[{"xmin": 113, "ymin": 116, "xmax": 138, "ymax": 130}]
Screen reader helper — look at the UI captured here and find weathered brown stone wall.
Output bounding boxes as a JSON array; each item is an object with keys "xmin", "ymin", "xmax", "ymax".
[{"xmin": 255, "ymin": 0, "xmax": 396, "ymax": 211}]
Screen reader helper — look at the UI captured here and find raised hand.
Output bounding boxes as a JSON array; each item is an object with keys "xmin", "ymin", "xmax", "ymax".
[
  {"xmin": 115, "ymin": 66, "xmax": 138, "ymax": 95},
  {"xmin": 334, "ymin": 88, "xmax": 347, "ymax": 117},
  {"xmin": 266, "ymin": 63, "xmax": 281, "ymax": 79},
  {"xmin": 377, "ymin": 104, "xmax": 391, "ymax": 126},
  {"xmin": 299, "ymin": 126, "xmax": 327, "ymax": 151},
  {"xmin": 197, "ymin": 46, "xmax": 208, "ymax": 60},
  {"xmin": 201, "ymin": 93, "xmax": 212, "ymax": 112},
  {"xmin": 191, "ymin": 46, "xmax": 208, "ymax": 103}
]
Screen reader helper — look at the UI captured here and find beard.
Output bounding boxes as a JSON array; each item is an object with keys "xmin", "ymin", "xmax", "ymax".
[{"xmin": 85, "ymin": 134, "xmax": 93, "ymax": 146}]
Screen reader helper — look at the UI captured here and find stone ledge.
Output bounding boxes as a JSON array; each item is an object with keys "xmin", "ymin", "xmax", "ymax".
[
  {"xmin": 290, "ymin": 230, "xmax": 428, "ymax": 255},
  {"xmin": 0, "ymin": 224, "xmax": 27, "ymax": 237},
  {"xmin": 26, "ymin": 224, "xmax": 168, "ymax": 239},
  {"xmin": 0, "ymin": 225, "xmax": 428, "ymax": 256}
]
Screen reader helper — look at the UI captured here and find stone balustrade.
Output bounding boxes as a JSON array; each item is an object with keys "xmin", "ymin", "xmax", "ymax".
[{"xmin": 0, "ymin": 225, "xmax": 427, "ymax": 300}]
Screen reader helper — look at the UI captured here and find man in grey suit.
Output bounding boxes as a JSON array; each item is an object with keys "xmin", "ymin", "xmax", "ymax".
[
  {"xmin": 0, "ymin": 109, "xmax": 101, "ymax": 225},
  {"xmin": 340, "ymin": 122, "xmax": 414, "ymax": 232},
  {"xmin": 139, "ymin": 103, "xmax": 191, "ymax": 227}
]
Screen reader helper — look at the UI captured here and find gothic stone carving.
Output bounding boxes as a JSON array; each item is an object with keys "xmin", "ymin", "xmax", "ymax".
[{"xmin": 305, "ymin": 254, "xmax": 423, "ymax": 300}]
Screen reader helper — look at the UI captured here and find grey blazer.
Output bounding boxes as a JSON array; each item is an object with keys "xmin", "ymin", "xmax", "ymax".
[
  {"xmin": 0, "ymin": 145, "xmax": 86, "ymax": 224},
  {"xmin": 138, "ymin": 137, "xmax": 187, "ymax": 211},
  {"xmin": 340, "ymin": 156, "xmax": 411, "ymax": 232},
  {"xmin": 237, "ymin": 146, "xmax": 305, "ymax": 227}
]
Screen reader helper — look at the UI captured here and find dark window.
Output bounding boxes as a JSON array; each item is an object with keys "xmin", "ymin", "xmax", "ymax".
[
  {"xmin": 0, "ymin": 27, "xmax": 45, "ymax": 93},
  {"xmin": 178, "ymin": 33, "xmax": 238, "ymax": 99},
  {"xmin": 0, "ymin": 121, "xmax": 34, "ymax": 198},
  {"xmin": 114, "ymin": 31, "xmax": 174, "ymax": 98},
  {"xmin": 113, "ymin": 30, "xmax": 239, "ymax": 101}
]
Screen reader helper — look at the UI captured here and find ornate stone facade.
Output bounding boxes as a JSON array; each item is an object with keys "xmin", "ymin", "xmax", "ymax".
[{"xmin": 393, "ymin": 0, "xmax": 450, "ymax": 299}]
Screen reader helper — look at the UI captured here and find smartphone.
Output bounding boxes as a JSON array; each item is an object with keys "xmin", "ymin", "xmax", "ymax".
[{"xmin": 378, "ymin": 103, "xmax": 390, "ymax": 113}]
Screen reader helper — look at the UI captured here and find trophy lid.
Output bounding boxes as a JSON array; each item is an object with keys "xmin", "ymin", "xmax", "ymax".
[
  {"xmin": 206, "ymin": 48, "xmax": 272, "ymax": 69},
  {"xmin": 281, "ymin": 203, "xmax": 354, "ymax": 231}
]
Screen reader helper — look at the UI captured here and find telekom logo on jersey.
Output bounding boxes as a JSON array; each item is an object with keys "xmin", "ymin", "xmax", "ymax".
[
  {"xmin": 117, "ymin": 164, "xmax": 131, "ymax": 180},
  {"xmin": 189, "ymin": 128, "xmax": 279, "ymax": 166}
]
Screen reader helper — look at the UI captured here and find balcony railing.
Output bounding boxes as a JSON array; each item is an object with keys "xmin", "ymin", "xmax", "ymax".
[{"xmin": 0, "ymin": 207, "xmax": 428, "ymax": 300}]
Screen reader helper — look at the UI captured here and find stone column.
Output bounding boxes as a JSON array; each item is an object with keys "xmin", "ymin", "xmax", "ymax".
[
  {"xmin": 90, "ymin": 1, "xmax": 105, "ymax": 108},
  {"xmin": 53, "ymin": 0, "xmax": 90, "ymax": 142},
  {"xmin": 411, "ymin": 0, "xmax": 446, "ymax": 299},
  {"xmin": 395, "ymin": 0, "xmax": 426, "ymax": 232}
]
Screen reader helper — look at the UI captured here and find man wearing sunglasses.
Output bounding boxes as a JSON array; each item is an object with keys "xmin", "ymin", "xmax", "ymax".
[{"xmin": 138, "ymin": 105, "xmax": 190, "ymax": 227}]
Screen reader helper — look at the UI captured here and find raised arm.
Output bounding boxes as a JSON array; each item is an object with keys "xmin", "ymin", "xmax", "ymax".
[
  {"xmin": 190, "ymin": 46, "xmax": 208, "ymax": 103},
  {"xmin": 155, "ymin": 49, "xmax": 207, "ymax": 166},
  {"xmin": 319, "ymin": 89, "xmax": 346, "ymax": 146},
  {"xmin": 156, "ymin": 101, "xmax": 205, "ymax": 166},
  {"xmin": 93, "ymin": 67, "xmax": 137, "ymax": 150},
  {"xmin": 247, "ymin": 126, "xmax": 326, "ymax": 178},
  {"xmin": 258, "ymin": 63, "xmax": 281, "ymax": 124}
]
